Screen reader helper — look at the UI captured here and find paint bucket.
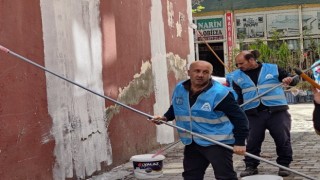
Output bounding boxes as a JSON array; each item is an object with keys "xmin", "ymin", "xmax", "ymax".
[
  {"xmin": 130, "ymin": 154, "xmax": 165, "ymax": 179},
  {"xmin": 241, "ymin": 175, "xmax": 283, "ymax": 180}
]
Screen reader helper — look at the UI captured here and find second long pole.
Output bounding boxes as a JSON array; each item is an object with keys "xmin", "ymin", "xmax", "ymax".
[{"xmin": 0, "ymin": 45, "xmax": 317, "ymax": 180}]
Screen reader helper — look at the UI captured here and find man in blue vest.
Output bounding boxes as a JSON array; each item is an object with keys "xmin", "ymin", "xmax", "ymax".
[
  {"xmin": 152, "ymin": 60, "xmax": 249, "ymax": 180},
  {"xmin": 231, "ymin": 50, "xmax": 299, "ymax": 177}
]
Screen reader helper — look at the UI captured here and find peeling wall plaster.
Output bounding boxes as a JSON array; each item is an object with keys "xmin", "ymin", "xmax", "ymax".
[
  {"xmin": 40, "ymin": 0, "xmax": 112, "ymax": 179},
  {"xmin": 167, "ymin": 0, "xmax": 174, "ymax": 28},
  {"xmin": 104, "ymin": 54, "xmax": 187, "ymax": 127},
  {"xmin": 105, "ymin": 61, "xmax": 154, "ymax": 124},
  {"xmin": 176, "ymin": 21, "xmax": 182, "ymax": 37},
  {"xmin": 166, "ymin": 53, "xmax": 188, "ymax": 80},
  {"xmin": 176, "ymin": 12, "xmax": 185, "ymax": 37}
]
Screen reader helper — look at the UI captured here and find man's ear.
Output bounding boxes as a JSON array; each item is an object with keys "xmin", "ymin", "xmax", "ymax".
[{"xmin": 249, "ymin": 58, "xmax": 256, "ymax": 63}]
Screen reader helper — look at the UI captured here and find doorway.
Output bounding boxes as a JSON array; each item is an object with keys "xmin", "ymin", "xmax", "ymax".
[{"xmin": 198, "ymin": 42, "xmax": 225, "ymax": 77}]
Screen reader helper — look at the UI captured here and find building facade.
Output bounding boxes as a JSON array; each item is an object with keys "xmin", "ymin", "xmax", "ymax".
[{"xmin": 193, "ymin": 0, "xmax": 320, "ymax": 76}]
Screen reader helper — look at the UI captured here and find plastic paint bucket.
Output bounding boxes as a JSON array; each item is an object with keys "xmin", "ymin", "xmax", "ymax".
[
  {"xmin": 130, "ymin": 154, "xmax": 165, "ymax": 179},
  {"xmin": 241, "ymin": 175, "xmax": 283, "ymax": 180}
]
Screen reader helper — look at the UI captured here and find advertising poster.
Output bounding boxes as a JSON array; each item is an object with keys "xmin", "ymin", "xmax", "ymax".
[
  {"xmin": 235, "ymin": 14, "xmax": 265, "ymax": 39},
  {"xmin": 302, "ymin": 11, "xmax": 320, "ymax": 35},
  {"xmin": 267, "ymin": 12, "xmax": 299, "ymax": 37}
]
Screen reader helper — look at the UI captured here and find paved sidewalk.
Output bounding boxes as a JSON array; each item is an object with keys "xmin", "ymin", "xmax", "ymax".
[{"xmin": 92, "ymin": 103, "xmax": 320, "ymax": 180}]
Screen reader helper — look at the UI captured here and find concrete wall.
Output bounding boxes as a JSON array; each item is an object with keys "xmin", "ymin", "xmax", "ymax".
[{"xmin": 0, "ymin": 0, "xmax": 194, "ymax": 179}]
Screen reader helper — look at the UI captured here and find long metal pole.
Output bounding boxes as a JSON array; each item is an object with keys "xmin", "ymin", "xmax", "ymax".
[
  {"xmin": 151, "ymin": 140, "xmax": 182, "ymax": 158},
  {"xmin": 241, "ymin": 61, "xmax": 320, "ymax": 108},
  {"xmin": 151, "ymin": 64, "xmax": 318, "ymax": 158},
  {"xmin": 157, "ymin": 120, "xmax": 317, "ymax": 180},
  {"xmin": 0, "ymin": 45, "xmax": 154, "ymax": 119},
  {"xmin": 0, "ymin": 45, "xmax": 317, "ymax": 180}
]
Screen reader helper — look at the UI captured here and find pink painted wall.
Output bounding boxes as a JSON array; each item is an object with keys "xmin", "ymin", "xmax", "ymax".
[
  {"xmin": 0, "ymin": 0, "xmax": 191, "ymax": 178},
  {"xmin": 100, "ymin": 0, "xmax": 157, "ymax": 167},
  {"xmin": 0, "ymin": 0, "xmax": 54, "ymax": 179},
  {"xmin": 100, "ymin": 0, "xmax": 190, "ymax": 169},
  {"xmin": 163, "ymin": 0, "xmax": 190, "ymax": 56},
  {"xmin": 162, "ymin": 0, "xmax": 190, "ymax": 97}
]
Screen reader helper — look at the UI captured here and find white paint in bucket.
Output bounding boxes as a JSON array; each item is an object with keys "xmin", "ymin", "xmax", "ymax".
[
  {"xmin": 130, "ymin": 154, "xmax": 165, "ymax": 179},
  {"xmin": 241, "ymin": 175, "xmax": 283, "ymax": 180}
]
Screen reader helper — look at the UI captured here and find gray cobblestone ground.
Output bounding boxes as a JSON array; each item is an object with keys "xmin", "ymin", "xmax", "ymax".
[{"xmin": 92, "ymin": 103, "xmax": 320, "ymax": 180}]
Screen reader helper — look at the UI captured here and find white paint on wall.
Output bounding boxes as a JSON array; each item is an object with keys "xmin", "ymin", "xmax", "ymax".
[
  {"xmin": 150, "ymin": 0, "xmax": 174, "ymax": 144},
  {"xmin": 186, "ymin": 0, "xmax": 195, "ymax": 66},
  {"xmin": 176, "ymin": 21, "xmax": 182, "ymax": 37},
  {"xmin": 167, "ymin": 0, "xmax": 174, "ymax": 28},
  {"xmin": 176, "ymin": 12, "xmax": 185, "ymax": 37},
  {"xmin": 40, "ymin": 0, "xmax": 112, "ymax": 179}
]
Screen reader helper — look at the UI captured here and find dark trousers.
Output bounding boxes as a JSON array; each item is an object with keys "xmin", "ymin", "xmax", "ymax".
[
  {"xmin": 182, "ymin": 141, "xmax": 237, "ymax": 180},
  {"xmin": 244, "ymin": 110, "xmax": 293, "ymax": 167}
]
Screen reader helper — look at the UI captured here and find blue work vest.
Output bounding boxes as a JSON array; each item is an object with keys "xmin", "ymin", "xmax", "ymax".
[
  {"xmin": 172, "ymin": 80, "xmax": 235, "ymax": 146},
  {"xmin": 226, "ymin": 72, "xmax": 238, "ymax": 100},
  {"xmin": 232, "ymin": 63, "xmax": 287, "ymax": 110}
]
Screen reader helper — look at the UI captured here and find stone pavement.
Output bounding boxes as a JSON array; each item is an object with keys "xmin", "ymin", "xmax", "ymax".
[{"xmin": 91, "ymin": 103, "xmax": 320, "ymax": 180}]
